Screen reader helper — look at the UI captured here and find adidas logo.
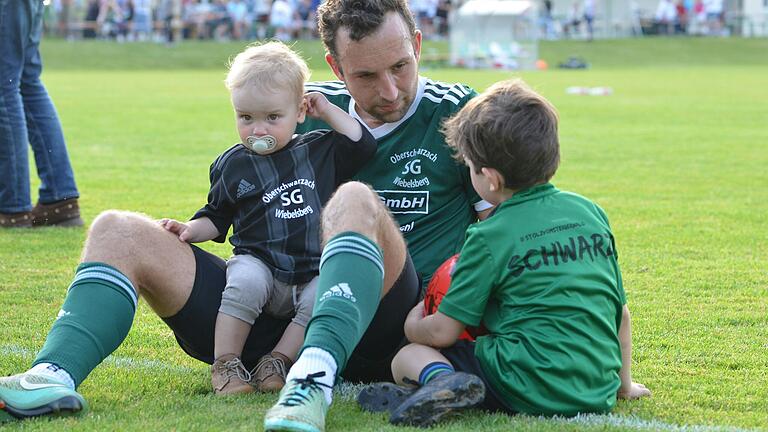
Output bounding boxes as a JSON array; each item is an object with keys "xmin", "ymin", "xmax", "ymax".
[
  {"xmin": 319, "ymin": 282, "xmax": 356, "ymax": 303},
  {"xmin": 237, "ymin": 179, "xmax": 255, "ymax": 198}
]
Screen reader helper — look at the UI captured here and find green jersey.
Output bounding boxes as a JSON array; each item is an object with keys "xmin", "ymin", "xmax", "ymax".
[
  {"xmin": 299, "ymin": 77, "xmax": 486, "ymax": 281},
  {"xmin": 439, "ymin": 183, "xmax": 626, "ymax": 416}
]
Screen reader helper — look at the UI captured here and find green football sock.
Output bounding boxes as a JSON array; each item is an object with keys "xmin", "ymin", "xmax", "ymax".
[
  {"xmin": 33, "ymin": 263, "xmax": 137, "ymax": 388},
  {"xmin": 302, "ymin": 232, "xmax": 384, "ymax": 372}
]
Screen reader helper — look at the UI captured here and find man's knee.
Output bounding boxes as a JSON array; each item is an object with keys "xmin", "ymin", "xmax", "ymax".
[
  {"xmin": 83, "ymin": 210, "xmax": 170, "ymax": 268},
  {"xmin": 322, "ymin": 181, "xmax": 384, "ymax": 240},
  {"xmin": 88, "ymin": 210, "xmax": 157, "ymax": 248}
]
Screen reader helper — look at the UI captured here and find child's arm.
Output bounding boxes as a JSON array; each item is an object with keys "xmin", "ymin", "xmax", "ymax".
[
  {"xmin": 617, "ymin": 304, "xmax": 652, "ymax": 400},
  {"xmin": 403, "ymin": 302, "xmax": 467, "ymax": 348},
  {"xmin": 159, "ymin": 216, "xmax": 220, "ymax": 243},
  {"xmin": 304, "ymin": 92, "xmax": 363, "ymax": 141}
]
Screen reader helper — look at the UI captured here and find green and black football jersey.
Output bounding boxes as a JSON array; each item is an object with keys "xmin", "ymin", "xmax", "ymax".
[
  {"xmin": 299, "ymin": 77, "xmax": 487, "ymax": 281},
  {"xmin": 439, "ymin": 183, "xmax": 627, "ymax": 416}
]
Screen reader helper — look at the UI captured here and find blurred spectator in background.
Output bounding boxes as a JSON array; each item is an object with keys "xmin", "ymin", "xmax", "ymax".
[
  {"xmin": 563, "ymin": 1, "xmax": 581, "ymax": 38},
  {"xmin": 55, "ymin": 0, "xmax": 73, "ymax": 38},
  {"xmin": 583, "ymin": 0, "xmax": 595, "ymax": 41},
  {"xmin": 704, "ymin": 0, "xmax": 723, "ymax": 35},
  {"xmin": 270, "ymin": 0, "xmax": 293, "ymax": 41},
  {"xmin": 0, "ymin": 0, "xmax": 82, "ymax": 228},
  {"xmin": 133, "ymin": 0, "xmax": 153, "ymax": 41},
  {"xmin": 206, "ymin": 0, "xmax": 231, "ymax": 41},
  {"xmin": 251, "ymin": 0, "xmax": 272, "ymax": 39},
  {"xmin": 84, "ymin": 0, "xmax": 101, "ymax": 38},
  {"xmin": 540, "ymin": 0, "xmax": 554, "ymax": 40},
  {"xmin": 227, "ymin": 0, "xmax": 248, "ymax": 40},
  {"xmin": 156, "ymin": 0, "xmax": 178, "ymax": 44},
  {"xmin": 655, "ymin": 0, "xmax": 677, "ymax": 34},
  {"xmin": 183, "ymin": 0, "xmax": 208, "ymax": 39},
  {"xmin": 675, "ymin": 0, "xmax": 688, "ymax": 33},
  {"xmin": 691, "ymin": 0, "xmax": 706, "ymax": 34},
  {"xmin": 434, "ymin": 0, "xmax": 452, "ymax": 39},
  {"xmin": 410, "ymin": 0, "xmax": 438, "ymax": 39},
  {"xmin": 96, "ymin": 0, "xmax": 125, "ymax": 40},
  {"xmin": 293, "ymin": 0, "xmax": 317, "ymax": 39}
]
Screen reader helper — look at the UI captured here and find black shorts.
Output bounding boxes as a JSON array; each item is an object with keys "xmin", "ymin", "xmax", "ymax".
[
  {"xmin": 162, "ymin": 245, "xmax": 422, "ymax": 382},
  {"xmin": 440, "ymin": 340, "xmax": 517, "ymax": 414}
]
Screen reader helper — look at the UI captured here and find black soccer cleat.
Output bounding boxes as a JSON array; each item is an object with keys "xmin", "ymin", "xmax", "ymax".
[
  {"xmin": 357, "ymin": 382, "xmax": 416, "ymax": 415},
  {"xmin": 389, "ymin": 372, "xmax": 485, "ymax": 427}
]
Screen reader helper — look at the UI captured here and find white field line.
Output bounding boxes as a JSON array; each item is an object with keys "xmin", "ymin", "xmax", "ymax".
[
  {"xmin": 2, "ymin": 345, "xmax": 759, "ymax": 432},
  {"xmin": 1, "ymin": 344, "xmax": 197, "ymax": 374},
  {"xmin": 334, "ymin": 381, "xmax": 759, "ymax": 432}
]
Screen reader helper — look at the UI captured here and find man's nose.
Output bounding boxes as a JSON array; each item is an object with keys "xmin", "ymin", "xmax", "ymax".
[{"xmin": 377, "ymin": 73, "xmax": 398, "ymax": 102}]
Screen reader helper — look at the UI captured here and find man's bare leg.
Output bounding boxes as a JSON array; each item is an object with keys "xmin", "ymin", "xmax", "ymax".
[
  {"xmin": 1, "ymin": 210, "xmax": 201, "ymax": 422},
  {"xmin": 34, "ymin": 210, "xmax": 197, "ymax": 384},
  {"xmin": 80, "ymin": 209, "xmax": 197, "ymax": 317}
]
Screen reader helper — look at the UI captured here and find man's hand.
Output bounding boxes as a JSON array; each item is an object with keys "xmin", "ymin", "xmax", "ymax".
[{"xmin": 617, "ymin": 381, "xmax": 651, "ymax": 400}]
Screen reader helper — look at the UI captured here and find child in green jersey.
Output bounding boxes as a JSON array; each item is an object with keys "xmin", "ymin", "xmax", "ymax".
[{"xmin": 358, "ymin": 79, "xmax": 651, "ymax": 427}]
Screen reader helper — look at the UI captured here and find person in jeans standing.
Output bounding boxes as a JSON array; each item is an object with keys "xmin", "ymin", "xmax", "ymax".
[{"xmin": 0, "ymin": 0, "xmax": 82, "ymax": 228}]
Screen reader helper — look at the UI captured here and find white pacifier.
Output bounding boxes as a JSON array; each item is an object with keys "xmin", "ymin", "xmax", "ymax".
[{"xmin": 246, "ymin": 135, "xmax": 277, "ymax": 154}]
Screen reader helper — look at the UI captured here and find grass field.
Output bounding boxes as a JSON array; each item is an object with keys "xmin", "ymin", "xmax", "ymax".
[{"xmin": 1, "ymin": 37, "xmax": 767, "ymax": 431}]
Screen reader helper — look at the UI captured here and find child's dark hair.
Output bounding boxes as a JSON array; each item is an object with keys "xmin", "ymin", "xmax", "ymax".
[{"xmin": 443, "ymin": 79, "xmax": 560, "ymax": 191}]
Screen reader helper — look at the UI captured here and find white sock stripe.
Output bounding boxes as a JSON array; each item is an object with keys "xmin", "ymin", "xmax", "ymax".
[
  {"xmin": 72, "ymin": 269, "xmax": 137, "ymax": 303},
  {"xmin": 70, "ymin": 268, "xmax": 138, "ymax": 309},
  {"xmin": 320, "ymin": 238, "xmax": 384, "ymax": 277},
  {"xmin": 324, "ymin": 235, "xmax": 381, "ymax": 257},
  {"xmin": 320, "ymin": 245, "xmax": 384, "ymax": 277},
  {"xmin": 75, "ymin": 265, "xmax": 135, "ymax": 291}
]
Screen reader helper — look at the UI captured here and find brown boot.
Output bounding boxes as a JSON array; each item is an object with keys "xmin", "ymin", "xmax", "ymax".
[
  {"xmin": 31, "ymin": 198, "xmax": 83, "ymax": 227},
  {"xmin": 0, "ymin": 211, "xmax": 32, "ymax": 228},
  {"xmin": 211, "ymin": 354, "xmax": 254, "ymax": 395},
  {"xmin": 252, "ymin": 352, "xmax": 292, "ymax": 392}
]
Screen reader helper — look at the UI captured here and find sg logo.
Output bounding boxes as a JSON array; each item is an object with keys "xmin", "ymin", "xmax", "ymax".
[
  {"xmin": 401, "ymin": 159, "xmax": 422, "ymax": 175},
  {"xmin": 280, "ymin": 189, "xmax": 304, "ymax": 206}
]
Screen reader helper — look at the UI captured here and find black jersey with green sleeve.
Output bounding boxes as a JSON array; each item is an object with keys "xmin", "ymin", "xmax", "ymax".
[
  {"xmin": 438, "ymin": 183, "xmax": 626, "ymax": 416},
  {"xmin": 299, "ymin": 77, "xmax": 486, "ymax": 281}
]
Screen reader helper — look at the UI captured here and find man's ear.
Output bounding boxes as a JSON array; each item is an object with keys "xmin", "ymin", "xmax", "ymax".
[
  {"xmin": 326, "ymin": 53, "xmax": 344, "ymax": 81},
  {"xmin": 481, "ymin": 167, "xmax": 505, "ymax": 192},
  {"xmin": 412, "ymin": 30, "xmax": 423, "ymax": 63}
]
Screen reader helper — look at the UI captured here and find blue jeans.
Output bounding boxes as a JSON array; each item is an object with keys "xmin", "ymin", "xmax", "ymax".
[{"xmin": 0, "ymin": 0, "xmax": 78, "ymax": 213}]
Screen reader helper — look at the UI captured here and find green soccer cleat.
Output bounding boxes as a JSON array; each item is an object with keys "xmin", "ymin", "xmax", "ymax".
[
  {"xmin": 0, "ymin": 373, "xmax": 88, "ymax": 423},
  {"xmin": 263, "ymin": 372, "xmax": 330, "ymax": 432}
]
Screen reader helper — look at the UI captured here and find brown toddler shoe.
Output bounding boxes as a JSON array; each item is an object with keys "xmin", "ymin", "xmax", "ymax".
[
  {"xmin": 31, "ymin": 198, "xmax": 83, "ymax": 227},
  {"xmin": 0, "ymin": 211, "xmax": 32, "ymax": 228},
  {"xmin": 211, "ymin": 354, "xmax": 254, "ymax": 395},
  {"xmin": 252, "ymin": 352, "xmax": 292, "ymax": 392}
]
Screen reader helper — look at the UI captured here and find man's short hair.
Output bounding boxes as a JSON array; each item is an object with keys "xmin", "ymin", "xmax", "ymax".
[
  {"xmin": 317, "ymin": 0, "xmax": 417, "ymax": 61},
  {"xmin": 443, "ymin": 79, "xmax": 560, "ymax": 191},
  {"xmin": 225, "ymin": 41, "xmax": 310, "ymax": 102}
]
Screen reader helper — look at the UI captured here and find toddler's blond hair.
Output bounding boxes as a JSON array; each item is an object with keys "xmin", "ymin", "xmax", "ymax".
[{"xmin": 225, "ymin": 41, "xmax": 310, "ymax": 103}]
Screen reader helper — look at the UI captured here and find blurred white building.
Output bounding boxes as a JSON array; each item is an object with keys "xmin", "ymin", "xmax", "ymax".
[{"xmin": 450, "ymin": 0, "xmax": 539, "ymax": 69}]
